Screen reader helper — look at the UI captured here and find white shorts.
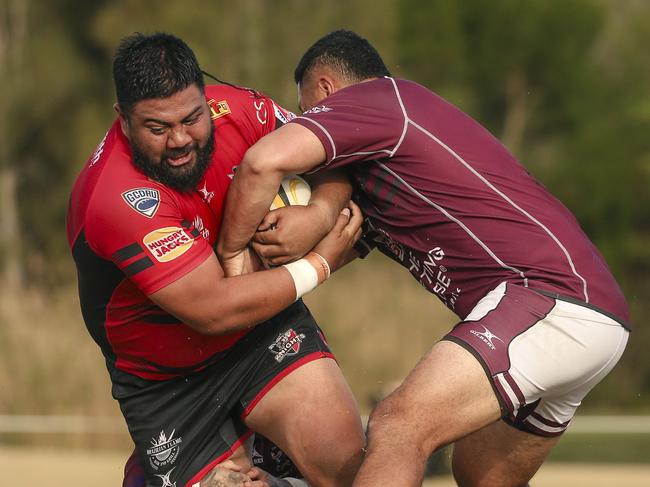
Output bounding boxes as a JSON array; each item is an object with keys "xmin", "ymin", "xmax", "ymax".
[{"xmin": 444, "ymin": 282, "xmax": 629, "ymax": 436}]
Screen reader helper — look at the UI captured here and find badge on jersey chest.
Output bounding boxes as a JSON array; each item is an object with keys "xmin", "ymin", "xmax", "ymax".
[
  {"xmin": 208, "ymin": 99, "xmax": 231, "ymax": 120},
  {"xmin": 122, "ymin": 188, "xmax": 161, "ymax": 218}
]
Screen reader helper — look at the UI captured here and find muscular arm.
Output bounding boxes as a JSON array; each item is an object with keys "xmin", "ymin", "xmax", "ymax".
[
  {"xmin": 217, "ymin": 123, "xmax": 327, "ymax": 265},
  {"xmin": 150, "ymin": 202, "xmax": 362, "ymax": 336},
  {"xmin": 149, "ymin": 252, "xmax": 297, "ymax": 335}
]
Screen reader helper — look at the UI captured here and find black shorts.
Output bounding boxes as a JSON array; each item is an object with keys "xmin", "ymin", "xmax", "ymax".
[{"xmin": 111, "ymin": 301, "xmax": 333, "ymax": 487}]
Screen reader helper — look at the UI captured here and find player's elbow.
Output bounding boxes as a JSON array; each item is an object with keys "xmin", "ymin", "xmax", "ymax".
[
  {"xmin": 185, "ymin": 313, "xmax": 249, "ymax": 337},
  {"xmin": 241, "ymin": 143, "xmax": 290, "ymax": 178}
]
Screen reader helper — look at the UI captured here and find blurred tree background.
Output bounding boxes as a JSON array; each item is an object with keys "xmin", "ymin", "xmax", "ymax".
[{"xmin": 1, "ymin": 0, "xmax": 648, "ymax": 431}]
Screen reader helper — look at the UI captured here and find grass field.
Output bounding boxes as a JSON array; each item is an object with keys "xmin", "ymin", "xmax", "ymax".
[{"xmin": 2, "ymin": 446, "xmax": 650, "ymax": 487}]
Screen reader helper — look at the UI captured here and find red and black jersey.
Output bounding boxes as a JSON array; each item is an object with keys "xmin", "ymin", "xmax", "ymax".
[
  {"xmin": 291, "ymin": 77, "xmax": 629, "ymax": 326},
  {"xmin": 67, "ymin": 85, "xmax": 295, "ymax": 380}
]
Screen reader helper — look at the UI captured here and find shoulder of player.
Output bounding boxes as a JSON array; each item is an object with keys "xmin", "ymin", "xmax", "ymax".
[
  {"xmin": 84, "ymin": 175, "xmax": 184, "ymax": 256},
  {"xmin": 205, "ymin": 83, "xmax": 264, "ymax": 115},
  {"xmin": 300, "ymin": 77, "xmax": 401, "ymax": 115},
  {"xmin": 350, "ymin": 77, "xmax": 428, "ymax": 101},
  {"xmin": 87, "ymin": 157, "xmax": 180, "ymax": 226},
  {"xmin": 203, "ymin": 83, "xmax": 290, "ymax": 126}
]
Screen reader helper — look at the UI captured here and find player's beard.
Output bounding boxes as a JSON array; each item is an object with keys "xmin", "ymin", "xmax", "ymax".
[{"xmin": 130, "ymin": 128, "xmax": 215, "ymax": 193}]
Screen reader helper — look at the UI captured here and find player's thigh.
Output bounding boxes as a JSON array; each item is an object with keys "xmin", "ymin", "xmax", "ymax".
[
  {"xmin": 452, "ymin": 420, "xmax": 559, "ymax": 487},
  {"xmin": 369, "ymin": 339, "xmax": 501, "ymax": 451},
  {"xmin": 446, "ymin": 282, "xmax": 628, "ymax": 436},
  {"xmin": 244, "ymin": 356, "xmax": 364, "ymax": 483}
]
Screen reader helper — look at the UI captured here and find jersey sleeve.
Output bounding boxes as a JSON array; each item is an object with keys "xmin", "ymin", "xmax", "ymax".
[
  {"xmin": 85, "ymin": 184, "xmax": 213, "ymax": 296},
  {"xmin": 290, "ymin": 80, "xmax": 404, "ymax": 172}
]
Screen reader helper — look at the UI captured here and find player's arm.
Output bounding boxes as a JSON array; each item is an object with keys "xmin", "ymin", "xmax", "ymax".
[
  {"xmin": 150, "ymin": 202, "xmax": 362, "ymax": 336},
  {"xmin": 252, "ymin": 169, "xmax": 352, "ymax": 266},
  {"xmin": 218, "ymin": 123, "xmax": 327, "ymax": 273}
]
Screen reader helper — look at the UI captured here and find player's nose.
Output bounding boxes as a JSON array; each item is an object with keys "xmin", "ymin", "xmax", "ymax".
[{"xmin": 167, "ymin": 125, "xmax": 192, "ymax": 148}]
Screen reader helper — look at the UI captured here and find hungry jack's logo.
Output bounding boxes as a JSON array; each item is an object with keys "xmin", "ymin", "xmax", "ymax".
[{"xmin": 143, "ymin": 227, "xmax": 193, "ymax": 262}]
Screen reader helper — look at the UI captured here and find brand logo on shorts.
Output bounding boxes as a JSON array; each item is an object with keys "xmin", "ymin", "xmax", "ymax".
[
  {"xmin": 269, "ymin": 328, "xmax": 306, "ymax": 363},
  {"xmin": 155, "ymin": 467, "xmax": 177, "ymax": 487},
  {"xmin": 122, "ymin": 188, "xmax": 161, "ymax": 218},
  {"xmin": 147, "ymin": 429, "xmax": 182, "ymax": 471},
  {"xmin": 469, "ymin": 325, "xmax": 504, "ymax": 350},
  {"xmin": 251, "ymin": 441, "xmax": 264, "ymax": 465}
]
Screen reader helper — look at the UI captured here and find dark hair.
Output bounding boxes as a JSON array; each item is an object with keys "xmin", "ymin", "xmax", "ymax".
[
  {"xmin": 294, "ymin": 30, "xmax": 391, "ymax": 85},
  {"xmin": 113, "ymin": 32, "xmax": 204, "ymax": 114}
]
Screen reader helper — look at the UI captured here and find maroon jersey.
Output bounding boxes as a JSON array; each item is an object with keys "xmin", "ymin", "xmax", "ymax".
[
  {"xmin": 67, "ymin": 85, "xmax": 295, "ymax": 380},
  {"xmin": 292, "ymin": 77, "xmax": 629, "ymax": 325}
]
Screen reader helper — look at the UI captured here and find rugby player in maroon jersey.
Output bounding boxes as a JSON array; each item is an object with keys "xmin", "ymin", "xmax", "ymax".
[
  {"xmin": 67, "ymin": 33, "xmax": 364, "ymax": 487},
  {"xmin": 218, "ymin": 30, "xmax": 630, "ymax": 487}
]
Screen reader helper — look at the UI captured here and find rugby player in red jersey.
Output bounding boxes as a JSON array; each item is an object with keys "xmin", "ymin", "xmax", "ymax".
[
  {"xmin": 218, "ymin": 30, "xmax": 631, "ymax": 487},
  {"xmin": 67, "ymin": 33, "xmax": 364, "ymax": 487}
]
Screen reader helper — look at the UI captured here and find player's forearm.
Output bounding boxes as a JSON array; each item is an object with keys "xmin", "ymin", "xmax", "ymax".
[
  {"xmin": 150, "ymin": 255, "xmax": 328, "ymax": 336},
  {"xmin": 218, "ymin": 124, "xmax": 327, "ymax": 260},
  {"xmin": 306, "ymin": 170, "xmax": 353, "ymax": 235},
  {"xmin": 218, "ymin": 152, "xmax": 285, "ymax": 259},
  {"xmin": 193, "ymin": 268, "xmax": 298, "ymax": 335}
]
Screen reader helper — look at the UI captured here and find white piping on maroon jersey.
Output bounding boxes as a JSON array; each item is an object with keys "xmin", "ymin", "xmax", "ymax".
[
  {"xmin": 381, "ymin": 78, "xmax": 589, "ymax": 303},
  {"xmin": 388, "ymin": 77, "xmax": 409, "ymax": 157},
  {"xmin": 377, "ymin": 160, "xmax": 529, "ymax": 286},
  {"xmin": 295, "ymin": 117, "xmax": 337, "ymax": 159}
]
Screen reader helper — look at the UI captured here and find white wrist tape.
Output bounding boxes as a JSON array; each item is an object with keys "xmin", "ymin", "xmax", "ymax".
[
  {"xmin": 282, "ymin": 258, "xmax": 319, "ymax": 301},
  {"xmin": 283, "ymin": 478, "xmax": 310, "ymax": 487}
]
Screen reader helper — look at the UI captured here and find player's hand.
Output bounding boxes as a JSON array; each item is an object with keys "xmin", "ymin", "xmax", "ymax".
[
  {"xmin": 219, "ymin": 249, "xmax": 247, "ymax": 277},
  {"xmin": 312, "ymin": 200, "xmax": 363, "ymax": 273},
  {"xmin": 220, "ymin": 248, "xmax": 264, "ymax": 277},
  {"xmin": 251, "ymin": 204, "xmax": 330, "ymax": 266},
  {"xmin": 201, "ymin": 461, "xmax": 251, "ymax": 486},
  {"xmin": 241, "ymin": 247, "xmax": 265, "ymax": 274},
  {"xmin": 242, "ymin": 466, "xmax": 292, "ymax": 487}
]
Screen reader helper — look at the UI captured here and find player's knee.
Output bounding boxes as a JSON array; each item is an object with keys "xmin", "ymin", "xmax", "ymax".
[
  {"xmin": 299, "ymin": 435, "xmax": 364, "ymax": 487},
  {"xmin": 367, "ymin": 394, "xmax": 440, "ymax": 454},
  {"xmin": 367, "ymin": 394, "xmax": 411, "ymax": 437}
]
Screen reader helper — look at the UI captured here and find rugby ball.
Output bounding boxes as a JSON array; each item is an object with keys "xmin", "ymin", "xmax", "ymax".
[{"xmin": 270, "ymin": 175, "xmax": 311, "ymax": 210}]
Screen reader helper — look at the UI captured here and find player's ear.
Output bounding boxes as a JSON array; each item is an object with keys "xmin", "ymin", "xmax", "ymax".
[
  {"xmin": 114, "ymin": 103, "xmax": 129, "ymax": 137},
  {"xmin": 317, "ymin": 76, "xmax": 335, "ymax": 98}
]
